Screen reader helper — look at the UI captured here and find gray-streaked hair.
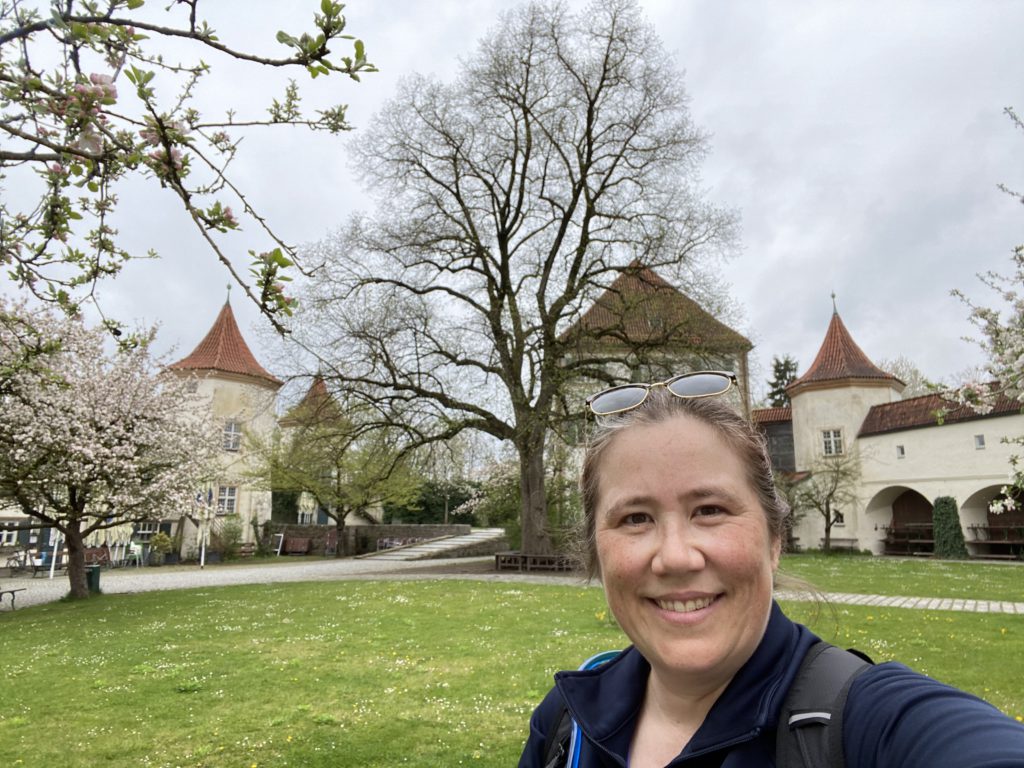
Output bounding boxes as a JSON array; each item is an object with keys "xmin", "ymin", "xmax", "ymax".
[{"xmin": 579, "ymin": 389, "xmax": 789, "ymax": 579}]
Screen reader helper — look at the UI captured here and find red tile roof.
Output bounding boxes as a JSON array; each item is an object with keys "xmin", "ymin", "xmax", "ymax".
[
  {"xmin": 169, "ymin": 301, "xmax": 282, "ymax": 388},
  {"xmin": 561, "ymin": 264, "xmax": 751, "ymax": 352},
  {"xmin": 752, "ymin": 406, "xmax": 792, "ymax": 424},
  {"xmin": 788, "ymin": 311, "xmax": 899, "ymax": 393},
  {"xmin": 859, "ymin": 392, "xmax": 1022, "ymax": 436}
]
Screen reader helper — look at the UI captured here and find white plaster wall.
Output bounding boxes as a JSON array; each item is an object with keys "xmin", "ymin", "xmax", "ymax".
[
  {"xmin": 789, "ymin": 412, "xmax": 1024, "ymax": 554},
  {"xmin": 193, "ymin": 374, "xmax": 279, "ymax": 543},
  {"xmin": 791, "ymin": 384, "xmax": 900, "ymax": 470}
]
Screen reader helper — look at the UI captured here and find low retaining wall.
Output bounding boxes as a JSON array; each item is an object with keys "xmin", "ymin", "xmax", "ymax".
[{"xmin": 264, "ymin": 523, "xmax": 473, "ymax": 557}]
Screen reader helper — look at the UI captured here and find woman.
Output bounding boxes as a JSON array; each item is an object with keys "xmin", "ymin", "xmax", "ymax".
[{"xmin": 519, "ymin": 372, "xmax": 1024, "ymax": 767}]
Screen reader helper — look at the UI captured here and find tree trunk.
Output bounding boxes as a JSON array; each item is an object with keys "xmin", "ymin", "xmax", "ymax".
[
  {"xmin": 64, "ymin": 521, "xmax": 89, "ymax": 599},
  {"xmin": 519, "ymin": 442, "xmax": 552, "ymax": 555},
  {"xmin": 334, "ymin": 514, "xmax": 346, "ymax": 559},
  {"xmin": 823, "ymin": 502, "xmax": 832, "ymax": 553}
]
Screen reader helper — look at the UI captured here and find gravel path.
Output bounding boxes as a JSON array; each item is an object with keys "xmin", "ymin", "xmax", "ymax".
[{"xmin": 3, "ymin": 557, "xmax": 1023, "ymax": 614}]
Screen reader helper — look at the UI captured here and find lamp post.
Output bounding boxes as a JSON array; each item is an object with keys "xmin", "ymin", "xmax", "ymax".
[{"xmin": 195, "ymin": 488, "xmax": 214, "ymax": 569}]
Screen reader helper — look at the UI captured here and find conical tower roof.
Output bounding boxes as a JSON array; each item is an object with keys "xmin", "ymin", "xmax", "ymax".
[
  {"xmin": 169, "ymin": 301, "xmax": 282, "ymax": 388},
  {"xmin": 788, "ymin": 310, "xmax": 900, "ymax": 395},
  {"xmin": 279, "ymin": 374, "xmax": 336, "ymax": 427}
]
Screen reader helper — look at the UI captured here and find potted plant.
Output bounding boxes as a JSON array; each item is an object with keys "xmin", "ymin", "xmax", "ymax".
[{"xmin": 148, "ymin": 532, "xmax": 174, "ymax": 566}]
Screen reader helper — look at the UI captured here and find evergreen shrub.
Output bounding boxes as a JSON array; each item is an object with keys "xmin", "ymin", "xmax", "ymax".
[{"xmin": 933, "ymin": 495, "xmax": 969, "ymax": 559}]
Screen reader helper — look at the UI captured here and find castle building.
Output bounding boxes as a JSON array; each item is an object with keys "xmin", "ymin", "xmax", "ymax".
[
  {"xmin": 756, "ymin": 309, "xmax": 1024, "ymax": 558},
  {"xmin": 168, "ymin": 299, "xmax": 282, "ymax": 550},
  {"xmin": 561, "ymin": 263, "xmax": 754, "ymax": 414}
]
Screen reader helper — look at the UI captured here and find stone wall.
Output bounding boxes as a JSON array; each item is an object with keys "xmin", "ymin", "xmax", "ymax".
[{"xmin": 264, "ymin": 523, "xmax": 472, "ymax": 557}]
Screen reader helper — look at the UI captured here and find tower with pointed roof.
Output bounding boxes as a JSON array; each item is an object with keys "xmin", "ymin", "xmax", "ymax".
[
  {"xmin": 169, "ymin": 299, "xmax": 282, "ymax": 549},
  {"xmin": 752, "ymin": 304, "xmax": 1024, "ymax": 558},
  {"xmin": 786, "ymin": 308, "xmax": 903, "ymax": 471}
]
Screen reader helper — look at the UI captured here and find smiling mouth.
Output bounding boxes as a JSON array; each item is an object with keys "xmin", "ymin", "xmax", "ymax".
[{"xmin": 655, "ymin": 596, "xmax": 716, "ymax": 614}]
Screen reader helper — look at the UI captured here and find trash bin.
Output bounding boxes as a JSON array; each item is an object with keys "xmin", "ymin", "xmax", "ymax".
[{"xmin": 85, "ymin": 564, "xmax": 101, "ymax": 593}]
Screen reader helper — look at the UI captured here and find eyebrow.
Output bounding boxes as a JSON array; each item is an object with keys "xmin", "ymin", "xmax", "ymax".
[{"xmin": 601, "ymin": 485, "xmax": 746, "ymax": 520}]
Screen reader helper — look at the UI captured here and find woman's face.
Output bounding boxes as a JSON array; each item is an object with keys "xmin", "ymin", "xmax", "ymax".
[{"xmin": 594, "ymin": 414, "xmax": 780, "ymax": 687}]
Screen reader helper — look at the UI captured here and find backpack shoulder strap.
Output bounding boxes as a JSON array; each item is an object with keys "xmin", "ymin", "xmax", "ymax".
[
  {"xmin": 776, "ymin": 642, "xmax": 873, "ymax": 768},
  {"xmin": 541, "ymin": 706, "xmax": 573, "ymax": 768},
  {"xmin": 540, "ymin": 650, "xmax": 622, "ymax": 768}
]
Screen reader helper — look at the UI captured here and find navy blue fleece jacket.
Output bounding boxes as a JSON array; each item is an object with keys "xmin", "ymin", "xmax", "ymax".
[{"xmin": 519, "ymin": 602, "xmax": 1024, "ymax": 767}]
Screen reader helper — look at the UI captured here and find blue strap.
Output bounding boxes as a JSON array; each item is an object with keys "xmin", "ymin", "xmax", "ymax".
[{"xmin": 567, "ymin": 650, "xmax": 622, "ymax": 768}]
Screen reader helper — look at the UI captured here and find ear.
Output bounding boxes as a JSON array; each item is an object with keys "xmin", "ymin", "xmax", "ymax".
[{"xmin": 769, "ymin": 535, "xmax": 782, "ymax": 572}]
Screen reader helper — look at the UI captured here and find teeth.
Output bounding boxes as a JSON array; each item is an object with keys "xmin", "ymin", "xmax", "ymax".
[{"xmin": 656, "ymin": 597, "xmax": 713, "ymax": 613}]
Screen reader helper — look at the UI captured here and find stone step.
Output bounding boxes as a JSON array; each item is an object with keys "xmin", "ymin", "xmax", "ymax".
[{"xmin": 359, "ymin": 528, "xmax": 507, "ymax": 561}]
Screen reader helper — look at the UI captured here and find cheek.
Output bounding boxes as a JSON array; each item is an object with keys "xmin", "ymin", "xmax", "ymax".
[
  {"xmin": 712, "ymin": 524, "xmax": 776, "ymax": 578},
  {"xmin": 596, "ymin": 531, "xmax": 649, "ymax": 583}
]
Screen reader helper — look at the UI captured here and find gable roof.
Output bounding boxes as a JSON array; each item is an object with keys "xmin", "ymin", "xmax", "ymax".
[
  {"xmin": 168, "ymin": 301, "xmax": 282, "ymax": 388},
  {"xmin": 752, "ymin": 406, "xmax": 792, "ymax": 425},
  {"xmin": 859, "ymin": 392, "xmax": 1023, "ymax": 437},
  {"xmin": 788, "ymin": 311, "xmax": 900, "ymax": 394},
  {"xmin": 562, "ymin": 264, "xmax": 751, "ymax": 352}
]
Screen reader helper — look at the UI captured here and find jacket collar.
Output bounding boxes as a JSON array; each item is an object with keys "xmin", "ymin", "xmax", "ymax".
[{"xmin": 554, "ymin": 602, "xmax": 819, "ymax": 764}]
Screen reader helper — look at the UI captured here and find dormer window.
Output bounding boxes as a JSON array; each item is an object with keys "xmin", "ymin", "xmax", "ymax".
[{"xmin": 223, "ymin": 420, "xmax": 242, "ymax": 452}]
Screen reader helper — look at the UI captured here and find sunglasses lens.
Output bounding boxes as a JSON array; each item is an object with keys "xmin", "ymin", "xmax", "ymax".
[
  {"xmin": 589, "ymin": 385, "xmax": 648, "ymax": 415},
  {"xmin": 667, "ymin": 373, "xmax": 732, "ymax": 398}
]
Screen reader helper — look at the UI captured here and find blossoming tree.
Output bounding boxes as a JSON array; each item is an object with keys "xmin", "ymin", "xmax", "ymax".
[
  {"xmin": 953, "ymin": 106, "xmax": 1024, "ymax": 513},
  {"xmin": 0, "ymin": 0, "xmax": 374, "ymax": 333},
  {"xmin": 0, "ymin": 300, "xmax": 217, "ymax": 598}
]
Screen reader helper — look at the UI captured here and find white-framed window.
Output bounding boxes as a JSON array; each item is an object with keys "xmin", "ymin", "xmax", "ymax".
[
  {"xmin": 833, "ymin": 510, "xmax": 845, "ymax": 527},
  {"xmin": 822, "ymin": 429, "xmax": 844, "ymax": 456},
  {"xmin": 136, "ymin": 521, "xmax": 159, "ymax": 542},
  {"xmin": 974, "ymin": 434, "xmax": 986, "ymax": 450},
  {"xmin": 0, "ymin": 525, "xmax": 18, "ymax": 546},
  {"xmin": 217, "ymin": 486, "xmax": 238, "ymax": 515},
  {"xmin": 896, "ymin": 445, "xmax": 906, "ymax": 459},
  {"xmin": 223, "ymin": 420, "xmax": 242, "ymax": 452},
  {"xmin": 298, "ymin": 508, "xmax": 315, "ymax": 525}
]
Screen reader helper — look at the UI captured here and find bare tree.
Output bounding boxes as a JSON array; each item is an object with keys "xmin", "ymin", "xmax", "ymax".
[
  {"xmin": 877, "ymin": 355, "xmax": 935, "ymax": 398},
  {"xmin": 296, "ymin": 0, "xmax": 737, "ymax": 553},
  {"xmin": 789, "ymin": 451, "xmax": 860, "ymax": 553}
]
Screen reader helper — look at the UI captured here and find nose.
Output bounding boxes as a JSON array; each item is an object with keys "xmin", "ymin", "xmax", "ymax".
[{"xmin": 651, "ymin": 519, "xmax": 706, "ymax": 575}]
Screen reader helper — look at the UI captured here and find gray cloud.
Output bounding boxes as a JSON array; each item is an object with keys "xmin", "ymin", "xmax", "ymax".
[{"xmin": 8, "ymin": 0, "xmax": 1022, "ymax": 394}]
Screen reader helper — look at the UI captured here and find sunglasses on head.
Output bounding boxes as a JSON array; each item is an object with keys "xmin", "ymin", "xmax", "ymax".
[{"xmin": 585, "ymin": 371, "xmax": 738, "ymax": 416}]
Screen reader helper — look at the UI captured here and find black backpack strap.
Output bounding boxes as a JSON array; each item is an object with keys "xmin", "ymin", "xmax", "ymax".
[
  {"xmin": 541, "ymin": 705, "xmax": 573, "ymax": 768},
  {"xmin": 776, "ymin": 642, "xmax": 873, "ymax": 768}
]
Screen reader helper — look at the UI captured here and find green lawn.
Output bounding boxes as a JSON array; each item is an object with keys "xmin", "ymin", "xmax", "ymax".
[
  {"xmin": 779, "ymin": 552, "xmax": 1024, "ymax": 601},
  {"xmin": 0, "ymin": 578, "xmax": 1022, "ymax": 767}
]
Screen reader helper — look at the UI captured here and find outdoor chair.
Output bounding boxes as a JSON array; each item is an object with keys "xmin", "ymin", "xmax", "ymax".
[{"xmin": 123, "ymin": 542, "xmax": 143, "ymax": 567}]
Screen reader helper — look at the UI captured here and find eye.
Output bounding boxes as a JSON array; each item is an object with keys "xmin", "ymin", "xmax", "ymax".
[
  {"xmin": 694, "ymin": 505, "xmax": 725, "ymax": 518},
  {"xmin": 622, "ymin": 512, "xmax": 653, "ymax": 527}
]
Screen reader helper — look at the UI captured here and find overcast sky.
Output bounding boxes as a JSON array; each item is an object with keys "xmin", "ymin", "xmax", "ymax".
[{"xmin": 13, "ymin": 0, "xmax": 1024, "ymax": 398}]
